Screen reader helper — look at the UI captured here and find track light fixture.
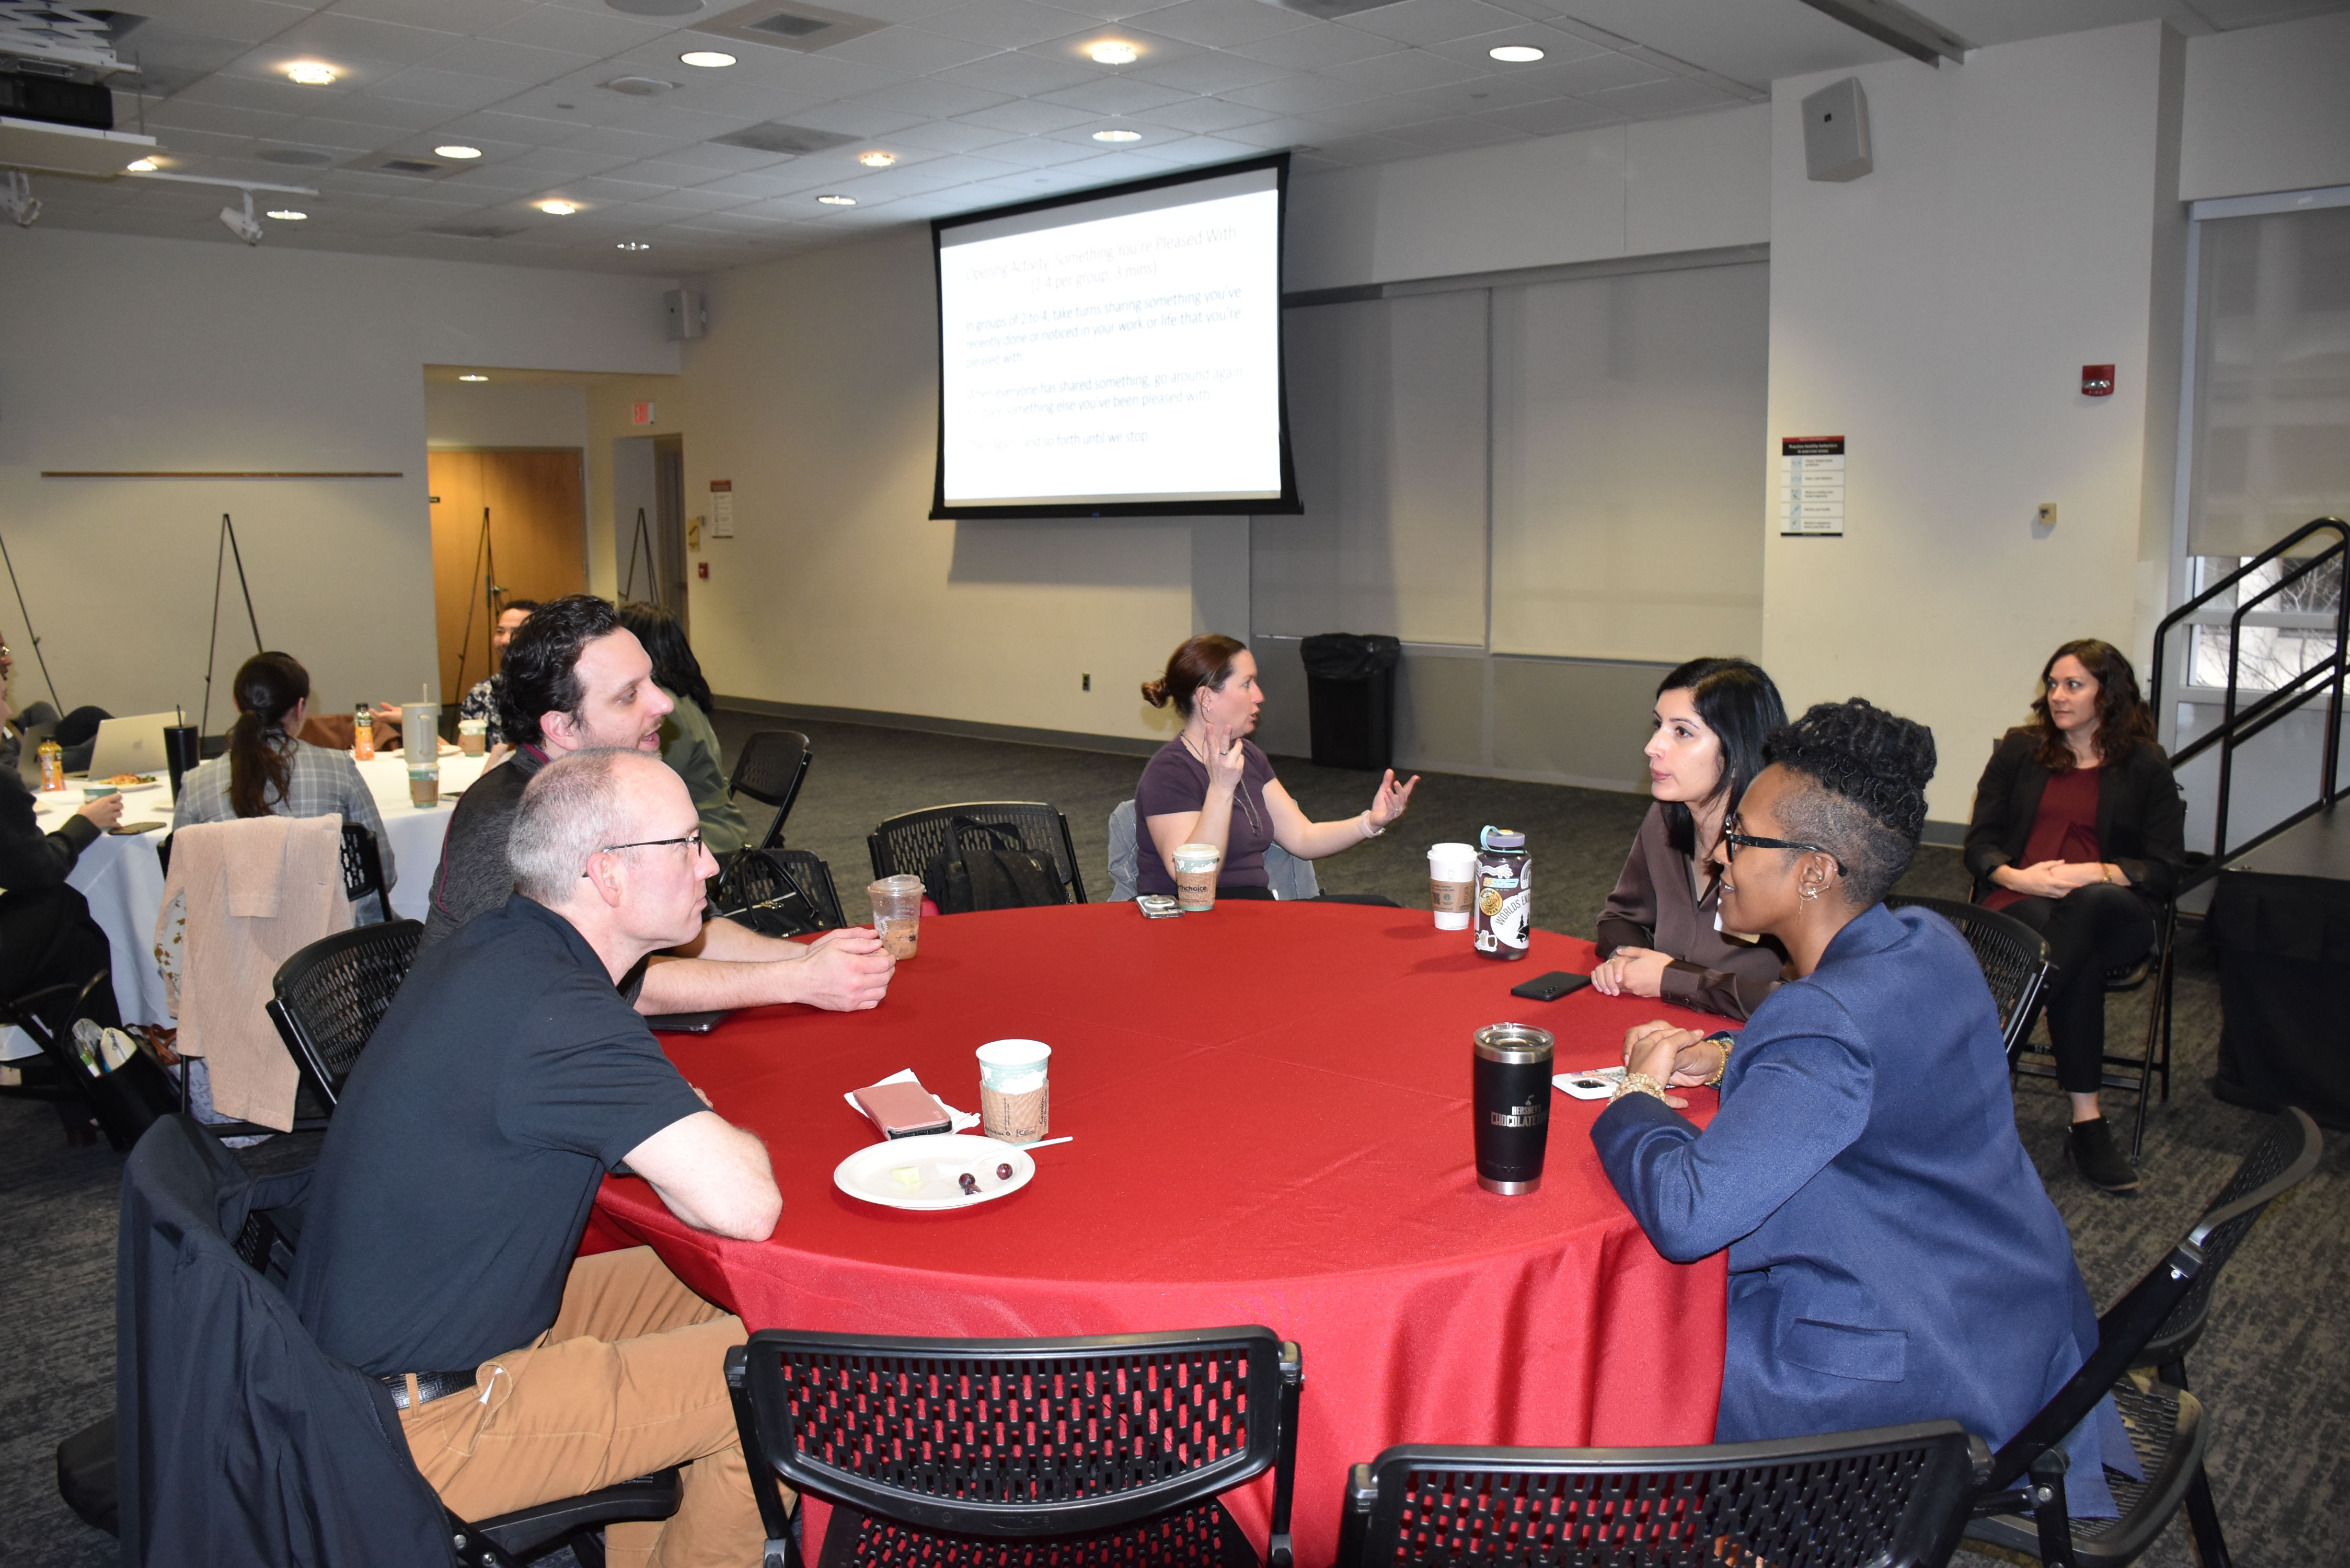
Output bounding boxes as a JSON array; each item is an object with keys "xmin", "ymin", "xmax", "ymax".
[{"xmin": 3, "ymin": 170, "xmax": 37, "ymax": 228}]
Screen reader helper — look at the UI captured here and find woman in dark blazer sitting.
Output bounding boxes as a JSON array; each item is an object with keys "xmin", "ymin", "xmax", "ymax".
[
  {"xmin": 1964, "ymin": 639, "xmax": 2184, "ymax": 1194},
  {"xmin": 1594, "ymin": 699, "xmax": 2132, "ymax": 1511}
]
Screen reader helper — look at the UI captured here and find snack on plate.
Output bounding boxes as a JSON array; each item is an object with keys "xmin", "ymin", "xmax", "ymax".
[
  {"xmin": 107, "ymin": 774, "xmax": 156, "ymax": 786},
  {"xmin": 890, "ymin": 1167, "xmax": 923, "ymax": 1187}
]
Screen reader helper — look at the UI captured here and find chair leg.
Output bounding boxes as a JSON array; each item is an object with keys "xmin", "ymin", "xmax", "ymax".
[
  {"xmin": 2182, "ymin": 1462, "xmax": 2232, "ymax": 1568},
  {"xmin": 2028, "ymin": 1450, "xmax": 2082, "ymax": 1568}
]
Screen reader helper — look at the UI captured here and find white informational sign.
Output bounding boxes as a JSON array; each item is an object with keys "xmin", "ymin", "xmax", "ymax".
[
  {"xmin": 1780, "ymin": 436, "xmax": 1845, "ymax": 536},
  {"xmin": 935, "ymin": 166, "xmax": 1285, "ymax": 510},
  {"xmin": 710, "ymin": 479, "xmax": 734, "ymax": 538}
]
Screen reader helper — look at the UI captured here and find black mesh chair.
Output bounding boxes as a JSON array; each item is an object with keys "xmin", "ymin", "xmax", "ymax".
[
  {"xmin": 264, "ymin": 919, "xmax": 423, "ymax": 1114},
  {"xmin": 867, "ymin": 802, "xmax": 1088, "ymax": 904},
  {"xmin": 1999, "ymin": 901, "xmax": 2179, "ymax": 1159},
  {"xmin": 1885, "ymin": 895, "xmax": 2052, "ymax": 1056},
  {"xmin": 1337, "ymin": 1422, "xmax": 1983, "ymax": 1568},
  {"xmin": 1965, "ymin": 1107, "xmax": 2321, "ymax": 1567},
  {"xmin": 712, "ymin": 850, "xmax": 842, "ymax": 938},
  {"xmin": 730, "ymin": 731, "xmax": 813, "ymax": 851},
  {"xmin": 772, "ymin": 849, "xmax": 845, "ymax": 931},
  {"xmin": 728, "ymin": 1326, "xmax": 1301, "ymax": 1568}
]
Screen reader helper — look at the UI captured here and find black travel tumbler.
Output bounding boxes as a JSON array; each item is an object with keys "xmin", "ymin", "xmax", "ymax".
[
  {"xmin": 163, "ymin": 725, "xmax": 202, "ymax": 800},
  {"xmin": 1473, "ymin": 1023, "xmax": 1554, "ymax": 1195}
]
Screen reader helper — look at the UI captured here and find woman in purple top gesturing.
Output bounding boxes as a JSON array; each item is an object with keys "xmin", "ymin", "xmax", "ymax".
[{"xmin": 1132, "ymin": 635, "xmax": 1418, "ymax": 901}]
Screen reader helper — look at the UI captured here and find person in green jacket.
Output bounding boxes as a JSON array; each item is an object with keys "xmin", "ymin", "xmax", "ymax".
[{"xmin": 616, "ymin": 600, "xmax": 753, "ymax": 859}]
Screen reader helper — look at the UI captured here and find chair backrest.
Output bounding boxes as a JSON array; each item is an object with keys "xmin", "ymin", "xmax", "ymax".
[
  {"xmin": 867, "ymin": 802, "xmax": 1089, "ymax": 904},
  {"xmin": 1883, "ymin": 895, "xmax": 2052, "ymax": 1054},
  {"xmin": 2138, "ymin": 1105, "xmax": 2322, "ymax": 1372},
  {"xmin": 770, "ymin": 849, "xmax": 845, "ymax": 930},
  {"xmin": 1338, "ymin": 1424, "xmax": 1983, "ymax": 1568},
  {"xmin": 339, "ymin": 822, "xmax": 384, "ymax": 905},
  {"xmin": 264, "ymin": 920, "xmax": 424, "ymax": 1111},
  {"xmin": 1265, "ymin": 843, "xmax": 1320, "ymax": 901},
  {"xmin": 731, "ymin": 1326, "xmax": 1298, "ymax": 1541},
  {"xmin": 728, "ymin": 731, "xmax": 812, "ymax": 850},
  {"xmin": 1108, "ymin": 799, "xmax": 1139, "ymax": 901}
]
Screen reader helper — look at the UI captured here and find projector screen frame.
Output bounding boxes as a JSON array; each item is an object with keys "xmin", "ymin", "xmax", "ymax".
[{"xmin": 928, "ymin": 152, "xmax": 1304, "ymax": 521}]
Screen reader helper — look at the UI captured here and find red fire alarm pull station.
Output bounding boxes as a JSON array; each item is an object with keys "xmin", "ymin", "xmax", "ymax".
[
  {"xmin": 697, "ymin": 561, "xmax": 709, "ymax": 579},
  {"xmin": 2081, "ymin": 365, "xmax": 2115, "ymax": 397}
]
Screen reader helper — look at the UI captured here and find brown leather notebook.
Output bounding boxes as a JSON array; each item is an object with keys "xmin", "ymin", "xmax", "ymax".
[{"xmin": 851, "ymin": 1080, "xmax": 952, "ymax": 1139}]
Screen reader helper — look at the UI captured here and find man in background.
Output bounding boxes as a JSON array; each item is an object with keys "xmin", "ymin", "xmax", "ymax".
[{"xmin": 458, "ymin": 598, "xmax": 538, "ymax": 750}]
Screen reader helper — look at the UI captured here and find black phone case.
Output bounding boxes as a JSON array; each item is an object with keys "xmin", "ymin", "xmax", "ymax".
[{"xmin": 1509, "ymin": 970, "xmax": 1591, "ymax": 1002}]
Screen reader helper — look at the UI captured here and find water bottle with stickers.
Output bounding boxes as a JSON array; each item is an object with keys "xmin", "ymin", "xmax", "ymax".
[{"xmin": 1473, "ymin": 826, "xmax": 1530, "ymax": 961}]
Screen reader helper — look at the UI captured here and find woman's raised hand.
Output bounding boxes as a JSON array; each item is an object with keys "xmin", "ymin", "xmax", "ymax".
[
  {"xmin": 1203, "ymin": 721, "xmax": 1248, "ymax": 794},
  {"xmin": 1367, "ymin": 768, "xmax": 1420, "ymax": 827}
]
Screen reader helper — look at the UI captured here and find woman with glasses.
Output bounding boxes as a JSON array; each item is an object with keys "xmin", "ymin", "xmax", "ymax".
[
  {"xmin": 1591, "ymin": 656, "xmax": 1789, "ymax": 1019},
  {"xmin": 1590, "ymin": 699, "xmax": 2132, "ymax": 1511},
  {"xmin": 1963, "ymin": 639, "xmax": 2182, "ymax": 1193}
]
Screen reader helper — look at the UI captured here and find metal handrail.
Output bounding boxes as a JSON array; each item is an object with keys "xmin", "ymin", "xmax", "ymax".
[{"xmin": 2149, "ymin": 516, "xmax": 2349, "ymax": 879}]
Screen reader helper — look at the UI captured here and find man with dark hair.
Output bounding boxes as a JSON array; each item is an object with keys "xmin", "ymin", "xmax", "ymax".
[
  {"xmin": 420, "ymin": 594, "xmax": 893, "ymax": 1014},
  {"xmin": 456, "ymin": 597, "xmax": 538, "ymax": 748},
  {"xmin": 294, "ymin": 750, "xmax": 779, "ymax": 1564}
]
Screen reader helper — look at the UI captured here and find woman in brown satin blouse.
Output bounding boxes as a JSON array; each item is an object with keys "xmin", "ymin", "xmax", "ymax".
[
  {"xmin": 1964, "ymin": 638, "xmax": 2184, "ymax": 1194},
  {"xmin": 1594, "ymin": 656, "xmax": 1790, "ymax": 1020}
]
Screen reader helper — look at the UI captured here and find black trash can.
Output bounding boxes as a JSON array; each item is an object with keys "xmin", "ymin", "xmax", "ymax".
[{"xmin": 1298, "ymin": 633, "xmax": 1401, "ymax": 773}]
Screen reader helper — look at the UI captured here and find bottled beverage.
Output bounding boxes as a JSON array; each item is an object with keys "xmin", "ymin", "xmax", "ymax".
[
  {"xmin": 38, "ymin": 737, "xmax": 64, "ymax": 791},
  {"xmin": 352, "ymin": 704, "xmax": 374, "ymax": 760},
  {"xmin": 1472, "ymin": 826, "xmax": 1530, "ymax": 961}
]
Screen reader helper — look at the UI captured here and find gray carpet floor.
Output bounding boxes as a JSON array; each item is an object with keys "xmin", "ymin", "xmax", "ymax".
[{"xmin": 3, "ymin": 710, "xmax": 2341, "ymax": 1566}]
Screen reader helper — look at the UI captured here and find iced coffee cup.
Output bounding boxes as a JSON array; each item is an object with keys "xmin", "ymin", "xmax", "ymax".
[
  {"xmin": 1171, "ymin": 842, "xmax": 1220, "ymax": 913},
  {"xmin": 458, "ymin": 718, "xmax": 487, "ymax": 756},
  {"xmin": 1429, "ymin": 842, "xmax": 1477, "ymax": 930},
  {"xmin": 976, "ymin": 1039, "xmax": 1050, "ymax": 1144},
  {"xmin": 867, "ymin": 874, "xmax": 924, "ymax": 959},
  {"xmin": 407, "ymin": 764, "xmax": 439, "ymax": 808}
]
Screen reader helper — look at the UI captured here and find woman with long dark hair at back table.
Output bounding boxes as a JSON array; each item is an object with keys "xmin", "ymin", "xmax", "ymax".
[
  {"xmin": 1592, "ymin": 656, "xmax": 1789, "ymax": 1019},
  {"xmin": 1964, "ymin": 638, "xmax": 2184, "ymax": 1193},
  {"xmin": 1594, "ymin": 698, "xmax": 2136, "ymax": 1511},
  {"xmin": 176, "ymin": 651, "xmax": 396, "ymax": 917}
]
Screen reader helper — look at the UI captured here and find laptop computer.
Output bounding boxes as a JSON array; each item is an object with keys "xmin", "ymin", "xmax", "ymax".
[{"xmin": 83, "ymin": 712, "xmax": 176, "ymax": 781}]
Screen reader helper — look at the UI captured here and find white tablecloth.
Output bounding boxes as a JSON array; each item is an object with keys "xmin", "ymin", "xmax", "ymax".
[{"xmin": 5, "ymin": 751, "xmax": 490, "ymax": 1056}]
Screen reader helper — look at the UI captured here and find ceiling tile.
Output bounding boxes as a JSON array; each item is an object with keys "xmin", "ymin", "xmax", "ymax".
[
  {"xmin": 419, "ymin": 38, "xmax": 597, "ymax": 83},
  {"xmin": 1119, "ymin": 0, "xmax": 1311, "ymax": 48},
  {"xmin": 767, "ymin": 99, "xmax": 929, "ymax": 135},
  {"xmin": 144, "ymin": 98, "xmax": 298, "ymax": 137},
  {"xmin": 1579, "ymin": 74, "xmax": 1740, "ymax": 117},
  {"xmin": 1217, "ymin": 71, "xmax": 1378, "ymax": 114},
  {"xmin": 727, "ymin": 52, "xmax": 914, "ymax": 103},
  {"xmin": 1308, "ymin": 129, "xmax": 1426, "ymax": 162},
  {"xmin": 1226, "ymin": 25, "xmax": 1400, "ymax": 71},
  {"xmin": 1206, "ymin": 114, "xmax": 1325, "ymax": 149},
  {"xmin": 1321, "ymin": 47, "xmax": 1486, "ymax": 91},
  {"xmin": 1391, "ymin": 68, "xmax": 1558, "ymax": 116},
  {"xmin": 1421, "ymin": 20, "xmax": 1609, "ymax": 71},
  {"xmin": 478, "ymin": 6, "xmax": 673, "ymax": 55},
  {"xmin": 931, "ymin": 50, "xmax": 1101, "ymax": 96},
  {"xmin": 1501, "ymin": 49, "xmax": 1667, "ymax": 96},
  {"xmin": 496, "ymin": 144, "xmax": 636, "ymax": 177},
  {"xmin": 1130, "ymin": 93, "xmax": 1279, "ymax": 132},
  {"xmin": 307, "ymin": 93, "xmax": 463, "ymax": 130},
  {"xmin": 1480, "ymin": 93, "xmax": 1619, "ymax": 135},
  {"xmin": 919, "ymin": 0, "xmax": 1107, "ymax": 49},
  {"xmin": 565, "ymin": 174, "xmax": 679, "ymax": 201},
  {"xmin": 132, "ymin": 0, "xmax": 320, "ymax": 45},
  {"xmin": 1339, "ymin": 0, "xmax": 1535, "ymax": 48},
  {"xmin": 178, "ymin": 73, "xmax": 354, "ymax": 116},
  {"xmin": 959, "ymin": 96, "xmax": 1100, "ymax": 133},
  {"xmin": 268, "ymin": 118, "xmax": 402, "ymax": 151},
  {"xmin": 368, "ymin": 67, "xmax": 526, "ymax": 111},
  {"xmin": 625, "ymin": 186, "xmax": 759, "ymax": 212},
  {"xmin": 819, "ymin": 26, "xmax": 1008, "ymax": 73},
  {"xmin": 844, "ymin": 78, "xmax": 1017, "ymax": 117},
  {"xmin": 889, "ymin": 117, "xmax": 1028, "ymax": 152},
  {"xmin": 1034, "ymin": 75, "xmax": 1193, "ymax": 112},
  {"xmin": 971, "ymin": 132, "xmax": 1107, "ymax": 165},
  {"xmin": 892, "ymin": 149, "xmax": 1031, "ymax": 182},
  {"xmin": 248, "ymin": 14, "xmax": 467, "ymax": 68},
  {"xmin": 1119, "ymin": 48, "xmax": 1288, "ymax": 94},
  {"xmin": 557, "ymin": 124, "xmax": 692, "ymax": 158},
  {"xmin": 835, "ymin": 0, "xmax": 974, "ymax": 20}
]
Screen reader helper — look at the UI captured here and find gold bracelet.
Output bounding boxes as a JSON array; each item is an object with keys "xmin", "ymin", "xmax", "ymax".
[
  {"xmin": 1703, "ymin": 1033, "xmax": 1735, "ymax": 1088},
  {"xmin": 1611, "ymin": 1071, "xmax": 1670, "ymax": 1105}
]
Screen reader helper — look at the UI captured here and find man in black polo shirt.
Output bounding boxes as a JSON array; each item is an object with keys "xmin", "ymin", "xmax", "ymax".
[
  {"xmin": 420, "ymin": 594, "xmax": 893, "ymax": 1016},
  {"xmin": 293, "ymin": 749, "xmax": 781, "ymax": 1567}
]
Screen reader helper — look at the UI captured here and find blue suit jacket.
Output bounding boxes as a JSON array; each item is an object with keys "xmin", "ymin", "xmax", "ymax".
[{"xmin": 1593, "ymin": 903, "xmax": 2122, "ymax": 1506}]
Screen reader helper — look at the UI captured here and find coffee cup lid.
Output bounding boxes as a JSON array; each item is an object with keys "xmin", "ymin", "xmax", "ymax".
[{"xmin": 977, "ymin": 1039, "xmax": 1051, "ymax": 1066}]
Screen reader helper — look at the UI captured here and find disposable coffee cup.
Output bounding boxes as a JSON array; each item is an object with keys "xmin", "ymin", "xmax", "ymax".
[
  {"xmin": 401, "ymin": 702, "xmax": 439, "ymax": 765},
  {"xmin": 1472, "ymin": 1023, "xmax": 1554, "ymax": 1195},
  {"xmin": 976, "ymin": 1039, "xmax": 1051, "ymax": 1144},
  {"xmin": 1171, "ymin": 841, "xmax": 1220, "ymax": 913},
  {"xmin": 407, "ymin": 764, "xmax": 439, "ymax": 809},
  {"xmin": 867, "ymin": 874, "xmax": 924, "ymax": 959},
  {"xmin": 1429, "ymin": 842, "xmax": 1477, "ymax": 931},
  {"xmin": 82, "ymin": 783, "xmax": 118, "ymax": 801},
  {"xmin": 457, "ymin": 719, "xmax": 487, "ymax": 756}
]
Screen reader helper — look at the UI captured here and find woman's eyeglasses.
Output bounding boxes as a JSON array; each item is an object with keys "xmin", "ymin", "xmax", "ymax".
[
  {"xmin": 581, "ymin": 831, "xmax": 704, "ymax": 877},
  {"xmin": 1722, "ymin": 817, "xmax": 1845, "ymax": 876}
]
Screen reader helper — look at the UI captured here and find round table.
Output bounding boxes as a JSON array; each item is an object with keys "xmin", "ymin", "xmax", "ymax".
[{"xmin": 592, "ymin": 900, "xmax": 1730, "ymax": 1566}]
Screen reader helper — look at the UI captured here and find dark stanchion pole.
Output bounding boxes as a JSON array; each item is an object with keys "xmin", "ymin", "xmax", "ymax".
[{"xmin": 0, "ymin": 526, "xmax": 65, "ymax": 713}]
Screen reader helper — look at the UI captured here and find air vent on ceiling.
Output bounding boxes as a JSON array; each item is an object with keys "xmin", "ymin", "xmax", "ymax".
[
  {"xmin": 423, "ymin": 223, "xmax": 526, "ymax": 239},
  {"xmin": 374, "ymin": 157, "xmax": 445, "ymax": 176},
  {"xmin": 257, "ymin": 148, "xmax": 334, "ymax": 166},
  {"xmin": 710, "ymin": 121, "xmax": 855, "ymax": 155},
  {"xmin": 1258, "ymin": 0, "xmax": 1404, "ymax": 17},
  {"xmin": 690, "ymin": 0, "xmax": 883, "ymax": 54},
  {"xmin": 603, "ymin": 75, "xmax": 675, "ymax": 96}
]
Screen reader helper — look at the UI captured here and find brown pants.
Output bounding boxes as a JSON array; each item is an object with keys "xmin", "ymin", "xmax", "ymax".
[{"xmin": 398, "ymin": 1246, "xmax": 777, "ymax": 1568}]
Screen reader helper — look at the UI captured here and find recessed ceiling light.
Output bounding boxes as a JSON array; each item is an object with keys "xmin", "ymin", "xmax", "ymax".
[
  {"xmin": 1489, "ymin": 45, "xmax": 1545, "ymax": 63},
  {"xmin": 616, "ymin": 241, "xmax": 651, "ymax": 251},
  {"xmin": 285, "ymin": 62, "xmax": 337, "ymax": 85},
  {"xmin": 604, "ymin": 76, "xmax": 675, "ymax": 96},
  {"xmin": 816, "ymin": 193, "xmax": 856, "ymax": 205},
  {"xmin": 537, "ymin": 199, "xmax": 581, "ymax": 215},
  {"xmin": 1092, "ymin": 128, "xmax": 1142, "ymax": 143},
  {"xmin": 266, "ymin": 209, "xmax": 307, "ymax": 221},
  {"xmin": 458, "ymin": 373, "xmax": 488, "ymax": 382},
  {"xmin": 434, "ymin": 144, "xmax": 482, "ymax": 160},
  {"xmin": 1086, "ymin": 41, "xmax": 1138, "ymax": 65},
  {"xmin": 857, "ymin": 151, "xmax": 896, "ymax": 167},
  {"xmin": 124, "ymin": 157, "xmax": 157, "ymax": 171},
  {"xmin": 679, "ymin": 50, "xmax": 736, "ymax": 67}
]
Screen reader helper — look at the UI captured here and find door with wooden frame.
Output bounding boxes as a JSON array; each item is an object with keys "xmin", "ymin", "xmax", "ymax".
[{"xmin": 428, "ymin": 449, "xmax": 588, "ymax": 711}]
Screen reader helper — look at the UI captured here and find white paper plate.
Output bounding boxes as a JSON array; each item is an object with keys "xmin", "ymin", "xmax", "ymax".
[{"xmin": 833, "ymin": 1133, "xmax": 1035, "ymax": 1212}]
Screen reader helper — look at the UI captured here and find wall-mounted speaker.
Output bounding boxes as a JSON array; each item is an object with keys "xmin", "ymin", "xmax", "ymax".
[
  {"xmin": 663, "ymin": 289, "xmax": 706, "ymax": 341},
  {"xmin": 1802, "ymin": 77, "xmax": 1873, "ymax": 182}
]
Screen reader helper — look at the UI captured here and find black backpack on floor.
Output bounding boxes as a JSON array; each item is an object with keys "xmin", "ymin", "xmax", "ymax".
[{"xmin": 921, "ymin": 817, "xmax": 1064, "ymax": 913}]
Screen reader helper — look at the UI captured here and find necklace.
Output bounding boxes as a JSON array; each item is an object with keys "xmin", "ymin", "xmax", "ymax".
[{"xmin": 1181, "ymin": 729, "xmax": 1263, "ymax": 833}]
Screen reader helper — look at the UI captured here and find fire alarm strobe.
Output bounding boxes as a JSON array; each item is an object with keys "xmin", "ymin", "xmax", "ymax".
[{"xmin": 2082, "ymin": 365, "xmax": 2115, "ymax": 397}]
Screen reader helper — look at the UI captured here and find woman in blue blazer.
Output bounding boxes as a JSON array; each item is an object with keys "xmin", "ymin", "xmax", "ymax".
[{"xmin": 1592, "ymin": 698, "xmax": 2132, "ymax": 1511}]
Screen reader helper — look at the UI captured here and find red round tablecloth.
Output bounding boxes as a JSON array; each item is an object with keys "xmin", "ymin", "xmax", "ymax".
[{"xmin": 592, "ymin": 900, "xmax": 1728, "ymax": 1565}]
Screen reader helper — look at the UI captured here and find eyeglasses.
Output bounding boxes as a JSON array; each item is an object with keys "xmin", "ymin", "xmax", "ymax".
[
  {"xmin": 581, "ymin": 831, "xmax": 703, "ymax": 877},
  {"xmin": 1722, "ymin": 817, "xmax": 1845, "ymax": 876}
]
